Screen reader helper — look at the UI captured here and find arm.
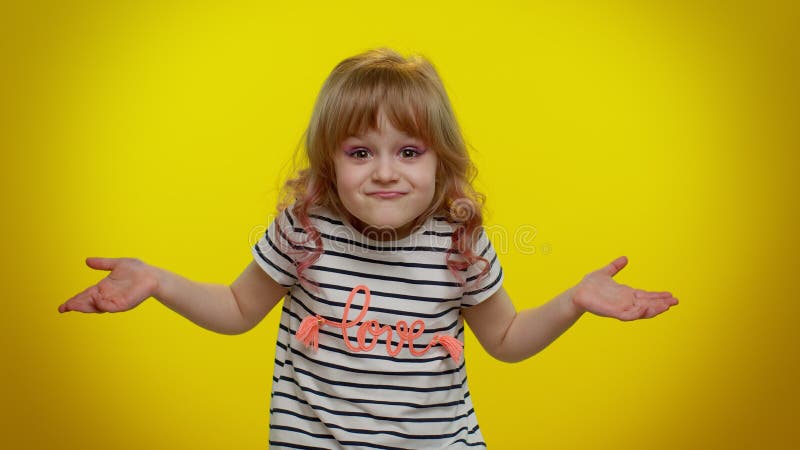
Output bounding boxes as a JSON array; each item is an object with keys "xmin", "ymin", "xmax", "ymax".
[
  {"xmin": 59, "ymin": 257, "xmax": 287, "ymax": 335},
  {"xmin": 462, "ymin": 256, "xmax": 679, "ymax": 363},
  {"xmin": 463, "ymin": 286, "xmax": 583, "ymax": 363},
  {"xmin": 153, "ymin": 260, "xmax": 287, "ymax": 334}
]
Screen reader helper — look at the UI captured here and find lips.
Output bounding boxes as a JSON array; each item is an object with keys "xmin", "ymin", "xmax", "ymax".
[{"xmin": 367, "ymin": 191, "xmax": 407, "ymax": 199}]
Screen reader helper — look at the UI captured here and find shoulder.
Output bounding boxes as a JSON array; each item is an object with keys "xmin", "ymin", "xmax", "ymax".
[
  {"xmin": 420, "ymin": 214, "xmax": 457, "ymax": 238},
  {"xmin": 429, "ymin": 216, "xmax": 494, "ymax": 251},
  {"xmin": 275, "ymin": 203, "xmax": 344, "ymax": 228}
]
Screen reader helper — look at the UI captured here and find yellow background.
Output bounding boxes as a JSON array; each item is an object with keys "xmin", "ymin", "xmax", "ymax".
[{"xmin": 2, "ymin": 1, "xmax": 798, "ymax": 448}]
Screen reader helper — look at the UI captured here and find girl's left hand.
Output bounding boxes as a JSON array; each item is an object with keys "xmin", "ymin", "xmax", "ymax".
[{"xmin": 573, "ymin": 256, "xmax": 679, "ymax": 321}]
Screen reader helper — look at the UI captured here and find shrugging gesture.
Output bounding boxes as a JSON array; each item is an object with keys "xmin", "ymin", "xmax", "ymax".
[
  {"xmin": 574, "ymin": 256, "xmax": 679, "ymax": 321},
  {"xmin": 463, "ymin": 255, "xmax": 679, "ymax": 362},
  {"xmin": 60, "ymin": 257, "xmax": 286, "ymax": 335},
  {"xmin": 59, "ymin": 257, "xmax": 156, "ymax": 314}
]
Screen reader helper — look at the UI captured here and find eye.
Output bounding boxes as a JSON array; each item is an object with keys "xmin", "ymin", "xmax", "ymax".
[
  {"xmin": 400, "ymin": 147, "xmax": 423, "ymax": 159},
  {"xmin": 347, "ymin": 148, "xmax": 371, "ymax": 159}
]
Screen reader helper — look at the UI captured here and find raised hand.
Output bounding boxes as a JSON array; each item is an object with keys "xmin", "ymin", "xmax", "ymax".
[
  {"xmin": 59, "ymin": 257, "xmax": 158, "ymax": 313},
  {"xmin": 573, "ymin": 256, "xmax": 678, "ymax": 321}
]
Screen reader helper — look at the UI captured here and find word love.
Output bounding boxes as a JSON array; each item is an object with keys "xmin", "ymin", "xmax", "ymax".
[{"xmin": 294, "ymin": 284, "xmax": 463, "ymax": 362}]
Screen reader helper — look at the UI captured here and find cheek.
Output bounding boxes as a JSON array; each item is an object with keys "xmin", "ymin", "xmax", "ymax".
[
  {"xmin": 335, "ymin": 176, "xmax": 353, "ymax": 201},
  {"xmin": 417, "ymin": 161, "xmax": 438, "ymax": 191},
  {"xmin": 333, "ymin": 159, "xmax": 351, "ymax": 186},
  {"xmin": 334, "ymin": 166, "xmax": 367, "ymax": 197}
]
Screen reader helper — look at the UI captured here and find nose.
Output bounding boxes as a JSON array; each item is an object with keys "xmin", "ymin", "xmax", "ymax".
[{"xmin": 372, "ymin": 154, "xmax": 399, "ymax": 183}]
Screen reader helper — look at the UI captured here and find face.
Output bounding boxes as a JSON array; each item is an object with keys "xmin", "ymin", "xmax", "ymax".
[{"xmin": 333, "ymin": 112, "xmax": 438, "ymax": 240}]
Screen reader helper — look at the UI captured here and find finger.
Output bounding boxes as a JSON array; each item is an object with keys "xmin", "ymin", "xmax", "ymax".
[
  {"xmin": 617, "ymin": 299, "xmax": 645, "ymax": 321},
  {"xmin": 58, "ymin": 301, "xmax": 80, "ymax": 313},
  {"xmin": 634, "ymin": 290, "xmax": 673, "ymax": 300},
  {"xmin": 59, "ymin": 286, "xmax": 91, "ymax": 313},
  {"xmin": 59, "ymin": 297, "xmax": 103, "ymax": 313},
  {"xmin": 59, "ymin": 286, "xmax": 103, "ymax": 313},
  {"xmin": 86, "ymin": 257, "xmax": 119, "ymax": 271},
  {"xmin": 650, "ymin": 295, "xmax": 679, "ymax": 306},
  {"xmin": 663, "ymin": 297, "xmax": 679, "ymax": 307},
  {"xmin": 643, "ymin": 298, "xmax": 679, "ymax": 318},
  {"xmin": 618, "ymin": 307, "xmax": 645, "ymax": 321},
  {"xmin": 644, "ymin": 302, "xmax": 669, "ymax": 319},
  {"xmin": 600, "ymin": 256, "xmax": 628, "ymax": 278}
]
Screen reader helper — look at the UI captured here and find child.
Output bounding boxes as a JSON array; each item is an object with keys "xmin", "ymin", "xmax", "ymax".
[{"xmin": 59, "ymin": 48, "xmax": 679, "ymax": 449}]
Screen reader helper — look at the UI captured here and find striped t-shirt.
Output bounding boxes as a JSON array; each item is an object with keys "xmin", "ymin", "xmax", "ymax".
[{"xmin": 252, "ymin": 205, "xmax": 504, "ymax": 449}]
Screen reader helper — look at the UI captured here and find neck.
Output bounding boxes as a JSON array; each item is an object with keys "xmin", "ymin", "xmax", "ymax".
[{"xmin": 347, "ymin": 215, "xmax": 422, "ymax": 241}]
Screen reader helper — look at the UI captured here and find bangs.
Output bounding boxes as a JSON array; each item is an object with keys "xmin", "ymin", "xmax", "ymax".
[{"xmin": 327, "ymin": 67, "xmax": 436, "ymax": 149}]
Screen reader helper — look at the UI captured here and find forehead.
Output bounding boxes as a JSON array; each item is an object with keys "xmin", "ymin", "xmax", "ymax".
[
  {"xmin": 333, "ymin": 90, "xmax": 430, "ymax": 141},
  {"xmin": 342, "ymin": 113, "xmax": 425, "ymax": 143}
]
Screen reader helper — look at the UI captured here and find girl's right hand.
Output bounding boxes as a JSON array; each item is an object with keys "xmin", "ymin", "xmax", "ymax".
[{"xmin": 59, "ymin": 257, "xmax": 158, "ymax": 314}]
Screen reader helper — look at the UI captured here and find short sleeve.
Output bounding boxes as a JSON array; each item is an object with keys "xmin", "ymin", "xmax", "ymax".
[
  {"xmin": 460, "ymin": 227, "xmax": 504, "ymax": 308},
  {"xmin": 251, "ymin": 207, "xmax": 300, "ymax": 288}
]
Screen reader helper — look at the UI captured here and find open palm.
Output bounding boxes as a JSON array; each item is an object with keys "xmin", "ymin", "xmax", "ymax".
[
  {"xmin": 59, "ymin": 257, "xmax": 157, "ymax": 313},
  {"xmin": 574, "ymin": 256, "xmax": 679, "ymax": 321}
]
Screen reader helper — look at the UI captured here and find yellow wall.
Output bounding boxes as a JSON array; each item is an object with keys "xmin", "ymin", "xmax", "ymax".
[{"xmin": 3, "ymin": 1, "xmax": 797, "ymax": 448}]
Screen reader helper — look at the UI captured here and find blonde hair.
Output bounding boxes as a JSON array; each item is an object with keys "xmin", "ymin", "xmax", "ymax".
[{"xmin": 278, "ymin": 48, "xmax": 488, "ymax": 287}]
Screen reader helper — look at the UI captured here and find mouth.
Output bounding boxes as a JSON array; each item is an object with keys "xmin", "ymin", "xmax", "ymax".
[{"xmin": 367, "ymin": 191, "xmax": 408, "ymax": 199}]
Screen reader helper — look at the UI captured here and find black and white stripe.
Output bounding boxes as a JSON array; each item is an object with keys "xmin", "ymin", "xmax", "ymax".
[{"xmin": 252, "ymin": 205, "xmax": 503, "ymax": 449}]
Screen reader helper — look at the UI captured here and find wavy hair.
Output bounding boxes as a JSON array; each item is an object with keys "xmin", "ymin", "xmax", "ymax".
[{"xmin": 277, "ymin": 48, "xmax": 489, "ymax": 289}]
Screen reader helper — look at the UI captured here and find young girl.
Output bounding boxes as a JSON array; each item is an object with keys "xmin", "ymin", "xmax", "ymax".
[{"xmin": 59, "ymin": 48, "xmax": 678, "ymax": 449}]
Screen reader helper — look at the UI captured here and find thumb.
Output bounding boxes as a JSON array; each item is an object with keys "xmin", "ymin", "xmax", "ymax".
[
  {"xmin": 599, "ymin": 255, "xmax": 628, "ymax": 277},
  {"xmin": 85, "ymin": 257, "xmax": 119, "ymax": 271}
]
